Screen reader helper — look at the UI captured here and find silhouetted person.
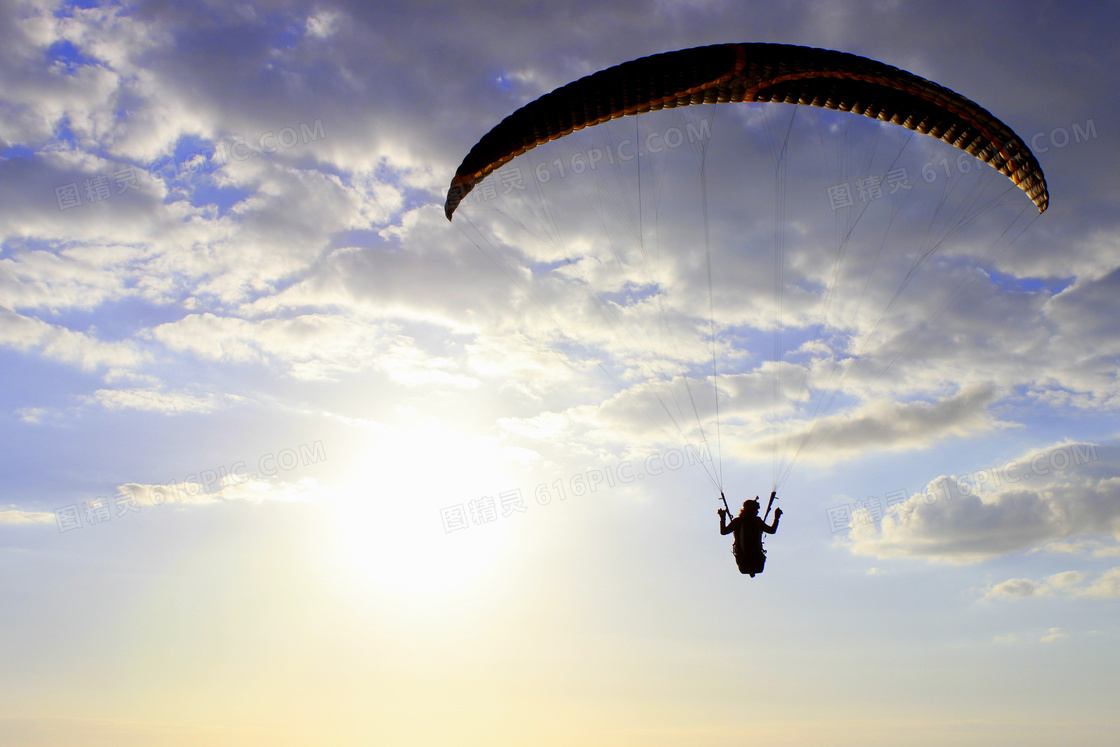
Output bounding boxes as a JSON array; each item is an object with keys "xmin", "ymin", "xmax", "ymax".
[{"xmin": 719, "ymin": 492, "xmax": 782, "ymax": 577}]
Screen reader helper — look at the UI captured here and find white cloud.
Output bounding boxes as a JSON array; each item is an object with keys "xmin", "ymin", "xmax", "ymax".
[
  {"xmin": 984, "ymin": 577, "xmax": 1048, "ymax": 600},
  {"xmin": 503, "ymin": 377, "xmax": 1009, "ymax": 473},
  {"xmin": 1075, "ymin": 567, "xmax": 1120, "ymax": 599},
  {"xmin": 0, "ymin": 308, "xmax": 148, "ymax": 372},
  {"xmin": 84, "ymin": 388, "xmax": 221, "ymax": 414},
  {"xmin": 985, "ymin": 567, "xmax": 1120, "ymax": 602},
  {"xmin": 16, "ymin": 407, "xmax": 48, "ymax": 424},
  {"xmin": 0, "ymin": 507, "xmax": 53, "ymax": 525},
  {"xmin": 748, "ymin": 384, "xmax": 1005, "ymax": 465},
  {"xmin": 1047, "ymin": 570, "xmax": 1087, "ymax": 590},
  {"xmin": 983, "ymin": 570, "xmax": 1085, "ymax": 601},
  {"xmin": 844, "ymin": 442, "xmax": 1119, "ymax": 563},
  {"xmin": 149, "ymin": 311, "xmax": 478, "ymax": 387},
  {"xmin": 119, "ymin": 473, "xmax": 320, "ymax": 508},
  {"xmin": 1040, "ymin": 627, "xmax": 1068, "ymax": 643},
  {"xmin": 306, "ymin": 10, "xmax": 343, "ymax": 39},
  {"xmin": 466, "ymin": 333, "xmax": 579, "ymax": 397},
  {"xmin": 219, "ymin": 475, "xmax": 321, "ymax": 504}
]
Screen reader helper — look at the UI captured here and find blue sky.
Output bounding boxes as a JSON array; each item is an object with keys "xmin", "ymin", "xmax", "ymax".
[{"xmin": 1, "ymin": 1, "xmax": 1118, "ymax": 744}]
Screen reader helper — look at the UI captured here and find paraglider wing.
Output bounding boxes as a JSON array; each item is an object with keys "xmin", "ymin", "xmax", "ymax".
[{"xmin": 445, "ymin": 43, "xmax": 1047, "ymax": 219}]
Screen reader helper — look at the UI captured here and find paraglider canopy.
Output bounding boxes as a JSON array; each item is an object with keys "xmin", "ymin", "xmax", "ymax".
[{"xmin": 445, "ymin": 43, "xmax": 1047, "ymax": 219}]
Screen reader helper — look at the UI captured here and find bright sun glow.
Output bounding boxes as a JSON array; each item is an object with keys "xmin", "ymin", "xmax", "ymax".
[{"xmin": 329, "ymin": 419, "xmax": 512, "ymax": 593}]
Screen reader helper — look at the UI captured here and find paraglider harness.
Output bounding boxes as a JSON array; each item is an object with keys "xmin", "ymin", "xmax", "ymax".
[{"xmin": 721, "ymin": 491, "xmax": 778, "ymax": 576}]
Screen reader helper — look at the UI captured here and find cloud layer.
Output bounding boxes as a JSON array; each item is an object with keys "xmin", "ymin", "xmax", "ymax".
[
  {"xmin": 2, "ymin": 2, "xmax": 1118, "ymax": 567},
  {"xmin": 843, "ymin": 443, "xmax": 1120, "ymax": 563}
]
